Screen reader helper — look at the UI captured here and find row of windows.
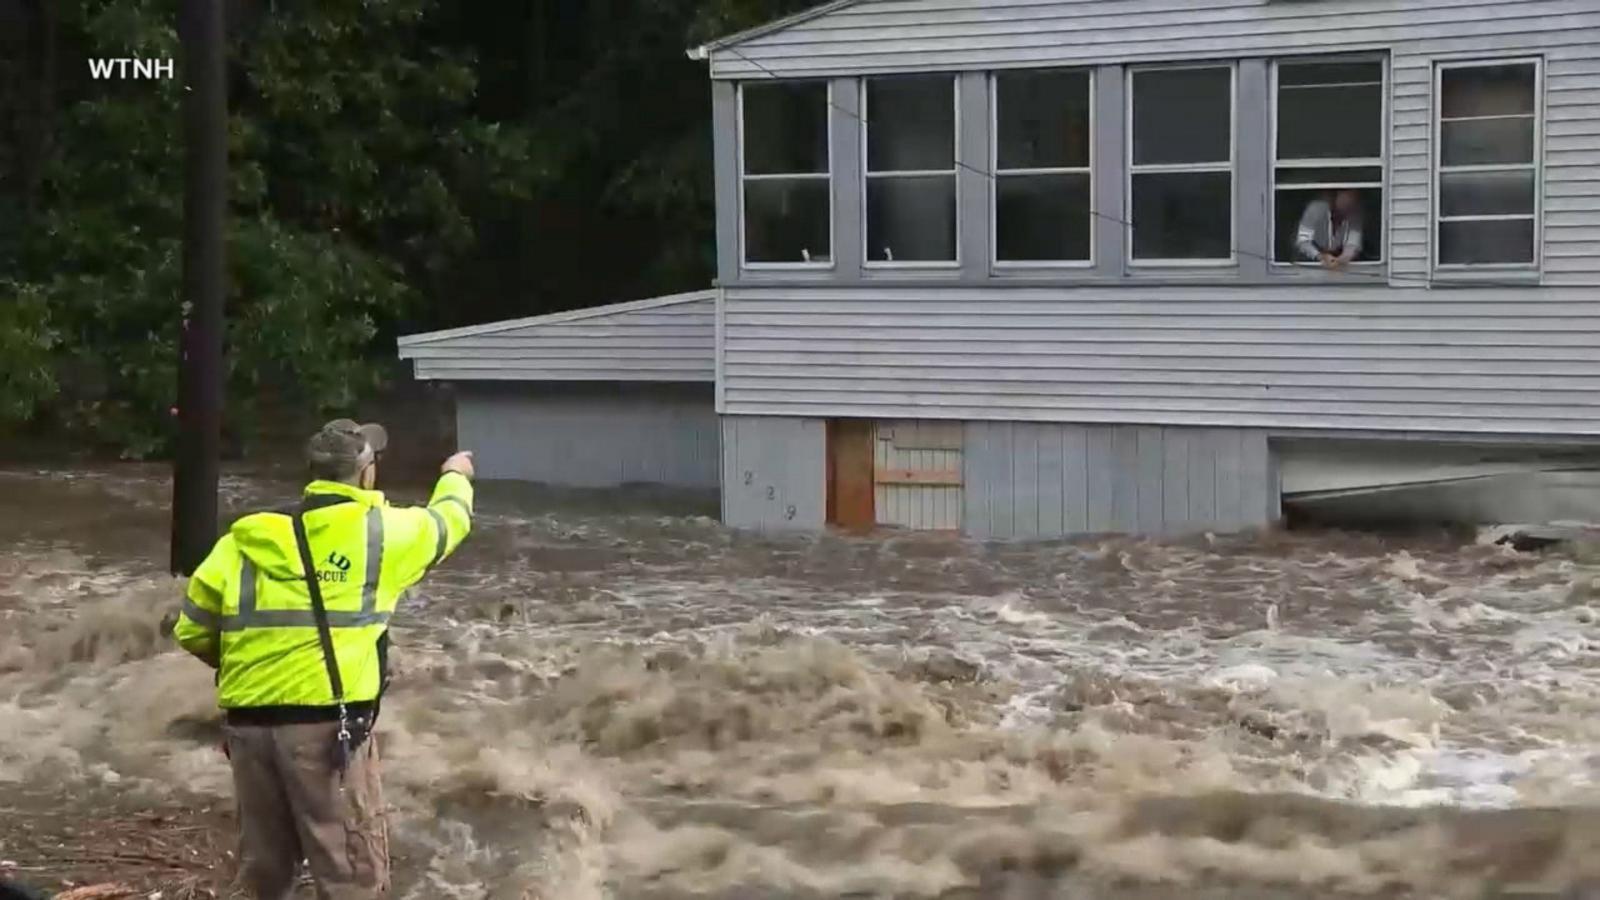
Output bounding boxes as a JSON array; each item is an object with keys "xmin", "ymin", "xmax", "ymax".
[{"xmin": 737, "ymin": 56, "xmax": 1543, "ymax": 273}]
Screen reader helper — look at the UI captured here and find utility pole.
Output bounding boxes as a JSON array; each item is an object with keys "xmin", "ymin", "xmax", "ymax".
[{"xmin": 170, "ymin": 0, "xmax": 226, "ymax": 575}]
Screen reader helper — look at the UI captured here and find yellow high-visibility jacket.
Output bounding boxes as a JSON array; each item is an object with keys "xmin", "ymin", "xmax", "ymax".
[{"xmin": 172, "ymin": 473, "xmax": 473, "ymax": 712}]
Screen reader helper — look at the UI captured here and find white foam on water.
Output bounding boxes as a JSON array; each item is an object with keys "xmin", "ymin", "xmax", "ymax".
[{"xmin": 6, "ymin": 468, "xmax": 1600, "ymax": 895}]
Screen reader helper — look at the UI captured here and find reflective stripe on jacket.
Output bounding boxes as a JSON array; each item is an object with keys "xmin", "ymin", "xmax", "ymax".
[{"xmin": 172, "ymin": 472, "xmax": 473, "ymax": 709}]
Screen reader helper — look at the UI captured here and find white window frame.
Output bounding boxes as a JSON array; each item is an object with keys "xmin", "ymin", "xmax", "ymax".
[
  {"xmin": 989, "ymin": 68, "xmax": 1095, "ymax": 270},
  {"xmin": 861, "ymin": 74, "xmax": 962, "ymax": 270},
  {"xmin": 1125, "ymin": 62, "xmax": 1237, "ymax": 268},
  {"xmin": 1431, "ymin": 56, "xmax": 1544, "ymax": 272},
  {"xmin": 737, "ymin": 80, "xmax": 835, "ymax": 271},
  {"xmin": 1269, "ymin": 54, "xmax": 1389, "ymax": 268}
]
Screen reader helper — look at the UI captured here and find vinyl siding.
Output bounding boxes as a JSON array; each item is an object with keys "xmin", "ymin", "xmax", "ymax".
[
  {"xmin": 964, "ymin": 422, "xmax": 1276, "ymax": 538},
  {"xmin": 708, "ymin": 0, "xmax": 1600, "ymax": 286},
  {"xmin": 720, "ymin": 416, "xmax": 828, "ymax": 531},
  {"xmin": 709, "ymin": 0, "xmax": 1599, "ymax": 76},
  {"xmin": 458, "ymin": 384, "xmax": 719, "ymax": 489},
  {"xmin": 399, "ymin": 291, "xmax": 715, "ymax": 382},
  {"xmin": 720, "ymin": 284, "xmax": 1600, "ymax": 436}
]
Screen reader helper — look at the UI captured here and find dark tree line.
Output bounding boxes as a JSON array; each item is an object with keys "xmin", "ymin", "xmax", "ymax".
[{"xmin": 0, "ymin": 0, "xmax": 811, "ymax": 455}]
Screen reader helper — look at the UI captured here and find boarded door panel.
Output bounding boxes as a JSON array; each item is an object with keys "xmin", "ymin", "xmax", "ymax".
[
  {"xmin": 875, "ymin": 421, "xmax": 964, "ymax": 530},
  {"xmin": 828, "ymin": 419, "xmax": 876, "ymax": 530}
]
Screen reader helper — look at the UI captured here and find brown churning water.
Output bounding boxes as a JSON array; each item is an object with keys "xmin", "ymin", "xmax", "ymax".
[{"xmin": 1, "ymin": 466, "xmax": 1598, "ymax": 898}]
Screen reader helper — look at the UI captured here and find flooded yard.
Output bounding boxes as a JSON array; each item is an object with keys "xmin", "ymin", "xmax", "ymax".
[{"xmin": 2, "ymin": 466, "xmax": 1598, "ymax": 898}]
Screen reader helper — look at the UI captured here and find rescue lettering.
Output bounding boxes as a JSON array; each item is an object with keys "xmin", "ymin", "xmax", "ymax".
[
  {"xmin": 87, "ymin": 58, "xmax": 176, "ymax": 80},
  {"xmin": 316, "ymin": 569, "xmax": 349, "ymax": 584}
]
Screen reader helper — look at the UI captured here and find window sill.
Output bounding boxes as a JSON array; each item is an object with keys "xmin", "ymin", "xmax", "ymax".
[
  {"xmin": 1267, "ymin": 263, "xmax": 1390, "ymax": 285},
  {"xmin": 737, "ymin": 268, "xmax": 840, "ymax": 283},
  {"xmin": 1123, "ymin": 265, "xmax": 1241, "ymax": 281},
  {"xmin": 862, "ymin": 264, "xmax": 962, "ymax": 278},
  {"xmin": 991, "ymin": 262, "xmax": 1097, "ymax": 275},
  {"xmin": 1429, "ymin": 268, "xmax": 1542, "ymax": 286}
]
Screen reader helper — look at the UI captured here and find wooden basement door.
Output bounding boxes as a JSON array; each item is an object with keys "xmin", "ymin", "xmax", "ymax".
[
  {"xmin": 874, "ymin": 421, "xmax": 964, "ymax": 530},
  {"xmin": 827, "ymin": 419, "xmax": 876, "ymax": 530}
]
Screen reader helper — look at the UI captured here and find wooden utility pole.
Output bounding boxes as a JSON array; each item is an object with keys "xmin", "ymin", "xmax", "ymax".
[{"xmin": 170, "ymin": 0, "xmax": 226, "ymax": 575}]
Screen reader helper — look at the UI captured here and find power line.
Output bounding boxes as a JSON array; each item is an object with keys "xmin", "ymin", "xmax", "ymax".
[{"xmin": 723, "ymin": 46, "xmax": 1543, "ymax": 291}]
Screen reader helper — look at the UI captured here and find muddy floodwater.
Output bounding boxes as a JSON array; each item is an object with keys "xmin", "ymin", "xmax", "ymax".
[{"xmin": 2, "ymin": 466, "xmax": 1599, "ymax": 898}]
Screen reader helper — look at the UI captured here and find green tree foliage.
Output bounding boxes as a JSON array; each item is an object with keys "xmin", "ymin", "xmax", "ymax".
[
  {"xmin": 0, "ymin": 0, "xmax": 812, "ymax": 456},
  {"xmin": 2, "ymin": 0, "xmax": 530, "ymax": 455}
]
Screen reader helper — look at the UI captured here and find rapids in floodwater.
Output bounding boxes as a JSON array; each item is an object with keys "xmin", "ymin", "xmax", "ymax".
[{"xmin": 2, "ymin": 466, "xmax": 1599, "ymax": 898}]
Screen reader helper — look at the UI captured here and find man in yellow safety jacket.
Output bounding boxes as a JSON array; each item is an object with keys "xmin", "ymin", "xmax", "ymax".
[{"xmin": 173, "ymin": 419, "xmax": 476, "ymax": 898}]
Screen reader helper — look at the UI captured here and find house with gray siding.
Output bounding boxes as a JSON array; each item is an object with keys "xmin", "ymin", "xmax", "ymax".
[
  {"xmin": 402, "ymin": 0, "xmax": 1600, "ymax": 538},
  {"xmin": 692, "ymin": 0, "xmax": 1600, "ymax": 537}
]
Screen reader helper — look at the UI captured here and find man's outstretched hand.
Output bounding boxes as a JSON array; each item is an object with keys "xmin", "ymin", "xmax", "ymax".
[{"xmin": 442, "ymin": 450, "xmax": 475, "ymax": 480}]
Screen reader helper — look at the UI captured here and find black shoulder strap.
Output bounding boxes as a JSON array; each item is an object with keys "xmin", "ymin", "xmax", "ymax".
[{"xmin": 290, "ymin": 507, "xmax": 345, "ymax": 706}]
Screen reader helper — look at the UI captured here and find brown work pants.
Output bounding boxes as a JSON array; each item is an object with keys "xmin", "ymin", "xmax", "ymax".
[{"xmin": 223, "ymin": 721, "xmax": 390, "ymax": 900}]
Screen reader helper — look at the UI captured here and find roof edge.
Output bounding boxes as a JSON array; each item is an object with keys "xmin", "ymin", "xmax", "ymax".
[
  {"xmin": 397, "ymin": 288, "xmax": 717, "ymax": 352},
  {"xmin": 687, "ymin": 0, "xmax": 865, "ymax": 61}
]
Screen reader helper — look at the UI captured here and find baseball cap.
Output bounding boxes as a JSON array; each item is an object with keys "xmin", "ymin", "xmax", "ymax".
[{"xmin": 306, "ymin": 418, "xmax": 389, "ymax": 479}]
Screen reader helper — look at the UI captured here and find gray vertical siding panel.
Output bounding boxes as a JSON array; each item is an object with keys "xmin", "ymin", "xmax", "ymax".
[
  {"xmin": 1013, "ymin": 423, "xmax": 1040, "ymax": 538},
  {"xmin": 458, "ymin": 384, "xmax": 719, "ymax": 490},
  {"xmin": 1162, "ymin": 428, "xmax": 1190, "ymax": 531},
  {"xmin": 1235, "ymin": 59, "xmax": 1270, "ymax": 280},
  {"xmin": 1093, "ymin": 65, "xmax": 1126, "ymax": 278},
  {"xmin": 1240, "ymin": 432, "xmax": 1271, "ymax": 526},
  {"xmin": 831, "ymin": 77, "xmax": 865, "ymax": 279},
  {"xmin": 721, "ymin": 415, "xmax": 827, "ymax": 532},
  {"xmin": 958, "ymin": 72, "xmax": 992, "ymax": 281},
  {"xmin": 713, "ymin": 83, "xmax": 740, "ymax": 285},
  {"xmin": 959, "ymin": 421, "xmax": 1274, "ymax": 538},
  {"xmin": 962, "ymin": 422, "xmax": 990, "ymax": 537},
  {"xmin": 1063, "ymin": 425, "xmax": 1089, "ymax": 534},
  {"xmin": 1110, "ymin": 426, "xmax": 1139, "ymax": 532},
  {"xmin": 990, "ymin": 422, "xmax": 1016, "ymax": 538},
  {"xmin": 1135, "ymin": 426, "xmax": 1165, "ymax": 532},
  {"xmin": 1038, "ymin": 424, "xmax": 1066, "ymax": 537},
  {"xmin": 1214, "ymin": 428, "xmax": 1244, "ymax": 530},
  {"xmin": 720, "ymin": 416, "xmax": 739, "ymax": 524},
  {"xmin": 1085, "ymin": 427, "xmax": 1115, "ymax": 531},
  {"xmin": 1188, "ymin": 433, "xmax": 1218, "ymax": 527}
]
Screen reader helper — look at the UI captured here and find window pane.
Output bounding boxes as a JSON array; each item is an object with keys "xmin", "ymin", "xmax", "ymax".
[
  {"xmin": 1130, "ymin": 171, "xmax": 1232, "ymax": 260},
  {"xmin": 866, "ymin": 76, "xmax": 955, "ymax": 172},
  {"xmin": 996, "ymin": 173, "xmax": 1092, "ymax": 262},
  {"xmin": 1280, "ymin": 61, "xmax": 1383, "ymax": 87},
  {"xmin": 867, "ymin": 175, "xmax": 957, "ymax": 262},
  {"xmin": 742, "ymin": 81, "xmax": 829, "ymax": 175},
  {"xmin": 1440, "ymin": 171, "xmax": 1536, "ymax": 217},
  {"xmin": 1132, "ymin": 67, "xmax": 1231, "ymax": 165},
  {"xmin": 1273, "ymin": 188, "xmax": 1383, "ymax": 263},
  {"xmin": 1276, "ymin": 165, "xmax": 1384, "ymax": 186},
  {"xmin": 744, "ymin": 179, "xmax": 830, "ymax": 264},
  {"xmin": 1441, "ymin": 64, "xmax": 1537, "ymax": 119},
  {"xmin": 996, "ymin": 70, "xmax": 1091, "ymax": 170},
  {"xmin": 1277, "ymin": 82, "xmax": 1382, "ymax": 160},
  {"xmin": 1439, "ymin": 219, "xmax": 1535, "ymax": 265},
  {"xmin": 1441, "ymin": 117, "xmax": 1535, "ymax": 167}
]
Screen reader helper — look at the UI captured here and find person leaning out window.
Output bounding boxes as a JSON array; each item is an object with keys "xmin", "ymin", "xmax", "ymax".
[{"xmin": 1295, "ymin": 188, "xmax": 1363, "ymax": 269}]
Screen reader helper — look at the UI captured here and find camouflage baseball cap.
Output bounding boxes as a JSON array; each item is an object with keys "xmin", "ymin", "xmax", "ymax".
[{"xmin": 306, "ymin": 418, "xmax": 388, "ymax": 479}]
